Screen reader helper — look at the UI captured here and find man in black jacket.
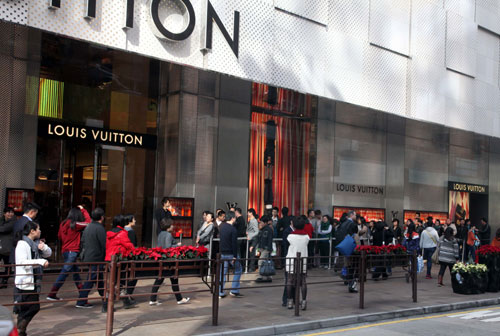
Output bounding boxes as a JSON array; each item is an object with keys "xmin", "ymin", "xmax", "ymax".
[
  {"xmin": 281, "ymin": 216, "xmax": 294, "ymax": 306},
  {"xmin": 218, "ymin": 211, "xmax": 244, "ymax": 298},
  {"xmin": 0, "ymin": 207, "xmax": 15, "ymax": 287},
  {"xmin": 234, "ymin": 208, "xmax": 247, "ymax": 262},
  {"xmin": 11, "ymin": 203, "xmax": 40, "ymax": 264},
  {"xmin": 154, "ymin": 197, "xmax": 172, "ymax": 235},
  {"xmin": 478, "ymin": 218, "xmax": 491, "ymax": 246},
  {"xmin": 256, "ymin": 216, "xmax": 274, "ymax": 282},
  {"xmin": 76, "ymin": 208, "xmax": 107, "ymax": 310}
]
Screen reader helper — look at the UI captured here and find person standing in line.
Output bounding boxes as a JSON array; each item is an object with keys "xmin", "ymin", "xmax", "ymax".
[
  {"xmin": 277, "ymin": 207, "xmax": 291, "ymax": 269},
  {"xmin": 390, "ymin": 218, "xmax": 403, "ymax": 245},
  {"xmin": 285, "ymin": 217, "xmax": 309, "ymax": 310},
  {"xmin": 357, "ymin": 217, "xmax": 369, "ymax": 245},
  {"xmin": 255, "ymin": 216, "xmax": 274, "ymax": 283},
  {"xmin": 466, "ymin": 224, "xmax": 480, "ymax": 262},
  {"xmin": 336, "ymin": 210, "xmax": 359, "ymax": 293},
  {"xmin": 219, "ymin": 211, "xmax": 244, "ymax": 298},
  {"xmin": 491, "ymin": 228, "xmax": 500, "ymax": 248},
  {"xmin": 154, "ymin": 197, "xmax": 172, "ymax": 235},
  {"xmin": 14, "ymin": 221, "xmax": 51, "ymax": 336},
  {"xmin": 416, "ymin": 219, "xmax": 425, "ymax": 235},
  {"xmin": 47, "ymin": 206, "xmax": 90, "ymax": 301},
  {"xmin": 437, "ymin": 227, "xmax": 460, "ymax": 287},
  {"xmin": 420, "ymin": 217, "xmax": 440, "ymax": 279},
  {"xmin": 281, "ymin": 216, "xmax": 294, "ymax": 307},
  {"xmin": 317, "ymin": 215, "xmax": 332, "ymax": 268},
  {"xmin": 11, "ymin": 203, "xmax": 40, "ymax": 263},
  {"xmin": 271, "ymin": 207, "xmax": 280, "ymax": 238},
  {"xmin": 150, "ymin": 218, "xmax": 190, "ymax": 306},
  {"xmin": 196, "ymin": 211, "xmax": 215, "ymax": 249},
  {"xmin": 234, "ymin": 208, "xmax": 247, "ymax": 262},
  {"xmin": 478, "ymin": 218, "xmax": 491, "ymax": 246},
  {"xmin": 76, "ymin": 208, "xmax": 107, "ymax": 311},
  {"xmin": 247, "ymin": 209, "xmax": 259, "ymax": 272},
  {"xmin": 0, "ymin": 207, "xmax": 16, "ymax": 288}
]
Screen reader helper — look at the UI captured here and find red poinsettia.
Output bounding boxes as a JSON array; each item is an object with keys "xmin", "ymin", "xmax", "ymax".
[
  {"xmin": 119, "ymin": 245, "xmax": 209, "ymax": 261},
  {"xmin": 354, "ymin": 244, "xmax": 407, "ymax": 255},
  {"xmin": 477, "ymin": 245, "xmax": 500, "ymax": 256}
]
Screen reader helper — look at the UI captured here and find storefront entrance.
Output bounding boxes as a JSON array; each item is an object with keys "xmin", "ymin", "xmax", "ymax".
[{"xmin": 448, "ymin": 182, "xmax": 489, "ymax": 226}]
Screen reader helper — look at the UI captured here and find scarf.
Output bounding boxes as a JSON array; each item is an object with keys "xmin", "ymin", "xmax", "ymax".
[
  {"xmin": 22, "ymin": 235, "xmax": 43, "ymax": 290},
  {"xmin": 290, "ymin": 229, "xmax": 308, "ymax": 235}
]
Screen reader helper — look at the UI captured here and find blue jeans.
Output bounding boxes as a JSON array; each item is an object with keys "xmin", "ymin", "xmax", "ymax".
[
  {"xmin": 423, "ymin": 247, "xmax": 436, "ymax": 276},
  {"xmin": 219, "ymin": 254, "xmax": 242, "ymax": 296},
  {"xmin": 77, "ymin": 264, "xmax": 105, "ymax": 305},
  {"xmin": 52, "ymin": 252, "xmax": 81, "ymax": 291}
]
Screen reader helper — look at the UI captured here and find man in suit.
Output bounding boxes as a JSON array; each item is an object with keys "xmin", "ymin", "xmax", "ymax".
[{"xmin": 11, "ymin": 203, "xmax": 40, "ymax": 263}]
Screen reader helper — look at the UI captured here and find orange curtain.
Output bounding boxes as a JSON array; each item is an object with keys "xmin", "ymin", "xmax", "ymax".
[{"xmin": 248, "ymin": 112, "xmax": 311, "ymax": 217}]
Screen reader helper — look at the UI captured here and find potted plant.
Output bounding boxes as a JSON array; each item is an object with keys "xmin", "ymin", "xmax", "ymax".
[
  {"xmin": 451, "ymin": 262, "xmax": 488, "ymax": 295},
  {"xmin": 476, "ymin": 245, "xmax": 500, "ymax": 292}
]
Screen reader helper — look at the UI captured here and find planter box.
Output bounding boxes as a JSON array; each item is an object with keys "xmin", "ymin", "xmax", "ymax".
[
  {"xmin": 119, "ymin": 259, "xmax": 208, "ymax": 279},
  {"xmin": 452, "ymin": 271, "xmax": 488, "ymax": 295},
  {"xmin": 478, "ymin": 255, "xmax": 500, "ymax": 293}
]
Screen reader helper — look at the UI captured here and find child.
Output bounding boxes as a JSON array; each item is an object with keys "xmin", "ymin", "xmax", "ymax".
[
  {"xmin": 150, "ymin": 218, "xmax": 190, "ymax": 305},
  {"xmin": 285, "ymin": 217, "xmax": 310, "ymax": 310}
]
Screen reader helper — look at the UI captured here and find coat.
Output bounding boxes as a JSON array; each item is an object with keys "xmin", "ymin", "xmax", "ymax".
[
  {"xmin": 285, "ymin": 233, "xmax": 309, "ymax": 273},
  {"xmin": 257, "ymin": 225, "xmax": 274, "ymax": 251},
  {"xmin": 15, "ymin": 239, "xmax": 52, "ymax": 290},
  {"xmin": 0, "ymin": 217, "xmax": 15, "ymax": 255},
  {"xmin": 80, "ymin": 221, "xmax": 106, "ymax": 262},
  {"xmin": 105, "ymin": 227, "xmax": 135, "ymax": 261}
]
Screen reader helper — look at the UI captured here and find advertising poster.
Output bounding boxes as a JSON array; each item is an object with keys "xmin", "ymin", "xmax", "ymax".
[{"xmin": 448, "ymin": 191, "xmax": 469, "ymax": 221}]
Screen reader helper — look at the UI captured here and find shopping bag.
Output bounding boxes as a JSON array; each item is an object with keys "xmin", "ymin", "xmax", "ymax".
[
  {"xmin": 336, "ymin": 235, "xmax": 356, "ymax": 256},
  {"xmin": 271, "ymin": 242, "xmax": 277, "ymax": 257},
  {"xmin": 259, "ymin": 259, "xmax": 276, "ymax": 276},
  {"xmin": 417, "ymin": 256, "xmax": 424, "ymax": 273}
]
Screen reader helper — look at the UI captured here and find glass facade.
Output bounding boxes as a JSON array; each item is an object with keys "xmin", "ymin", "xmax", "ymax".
[{"xmin": 1, "ymin": 21, "xmax": 499, "ymax": 248}]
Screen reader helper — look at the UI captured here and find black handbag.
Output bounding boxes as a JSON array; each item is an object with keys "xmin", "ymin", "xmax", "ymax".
[{"xmin": 259, "ymin": 259, "xmax": 276, "ymax": 276}]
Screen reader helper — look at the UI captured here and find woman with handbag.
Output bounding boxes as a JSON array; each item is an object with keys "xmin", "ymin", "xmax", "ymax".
[
  {"xmin": 437, "ymin": 227, "xmax": 460, "ymax": 286},
  {"xmin": 419, "ymin": 218, "xmax": 440, "ymax": 279},
  {"xmin": 403, "ymin": 221, "xmax": 420, "ymax": 282}
]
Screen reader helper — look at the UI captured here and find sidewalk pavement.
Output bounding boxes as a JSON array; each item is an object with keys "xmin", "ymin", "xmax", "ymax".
[{"xmin": 2, "ymin": 266, "xmax": 499, "ymax": 336}]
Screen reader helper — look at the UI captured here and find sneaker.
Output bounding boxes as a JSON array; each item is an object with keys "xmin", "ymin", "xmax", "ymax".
[
  {"xmin": 46, "ymin": 295, "xmax": 62, "ymax": 301},
  {"xmin": 149, "ymin": 301, "xmax": 162, "ymax": 306},
  {"xmin": 425, "ymin": 275, "xmax": 432, "ymax": 279},
  {"xmin": 75, "ymin": 303, "xmax": 93, "ymax": 309},
  {"xmin": 219, "ymin": 294, "xmax": 226, "ymax": 299},
  {"xmin": 229, "ymin": 292, "xmax": 244, "ymax": 298},
  {"xmin": 177, "ymin": 297, "xmax": 190, "ymax": 305}
]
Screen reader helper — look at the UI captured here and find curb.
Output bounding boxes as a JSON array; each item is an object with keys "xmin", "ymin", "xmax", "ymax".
[{"xmin": 199, "ymin": 297, "xmax": 500, "ymax": 336}]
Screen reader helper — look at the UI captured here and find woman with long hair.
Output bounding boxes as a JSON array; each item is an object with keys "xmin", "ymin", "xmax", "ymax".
[
  {"xmin": 47, "ymin": 206, "xmax": 90, "ymax": 301},
  {"xmin": 403, "ymin": 220, "xmax": 420, "ymax": 282},
  {"xmin": 437, "ymin": 227, "xmax": 459, "ymax": 286}
]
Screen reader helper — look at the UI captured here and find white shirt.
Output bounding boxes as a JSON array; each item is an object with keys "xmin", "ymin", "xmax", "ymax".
[
  {"xmin": 15, "ymin": 240, "xmax": 52, "ymax": 290},
  {"xmin": 285, "ymin": 234, "xmax": 310, "ymax": 273}
]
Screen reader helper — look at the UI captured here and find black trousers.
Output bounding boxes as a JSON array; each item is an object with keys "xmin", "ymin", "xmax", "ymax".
[
  {"xmin": 150, "ymin": 277, "xmax": 182, "ymax": 302},
  {"xmin": 438, "ymin": 262, "xmax": 454, "ymax": 276},
  {"xmin": 15, "ymin": 288, "xmax": 40, "ymax": 327},
  {"xmin": 0, "ymin": 254, "xmax": 11, "ymax": 283}
]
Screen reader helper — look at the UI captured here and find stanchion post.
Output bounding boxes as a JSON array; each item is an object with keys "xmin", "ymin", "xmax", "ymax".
[
  {"xmin": 294, "ymin": 252, "xmax": 301, "ymax": 317},
  {"xmin": 106, "ymin": 257, "xmax": 117, "ymax": 336},
  {"xmin": 245, "ymin": 239, "xmax": 249, "ymax": 273},
  {"xmin": 412, "ymin": 250, "xmax": 417, "ymax": 302},
  {"xmin": 328, "ymin": 237, "xmax": 333, "ymax": 269},
  {"xmin": 359, "ymin": 251, "xmax": 366, "ymax": 309},
  {"xmin": 212, "ymin": 253, "xmax": 221, "ymax": 326}
]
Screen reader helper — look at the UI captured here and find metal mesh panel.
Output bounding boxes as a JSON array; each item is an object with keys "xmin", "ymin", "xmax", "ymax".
[
  {"xmin": 0, "ymin": 52, "xmax": 13, "ymax": 213},
  {"xmin": 0, "ymin": 0, "xmax": 28, "ymax": 24}
]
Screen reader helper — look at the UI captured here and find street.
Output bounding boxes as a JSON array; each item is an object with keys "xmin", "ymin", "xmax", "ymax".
[{"xmin": 295, "ymin": 306, "xmax": 500, "ymax": 336}]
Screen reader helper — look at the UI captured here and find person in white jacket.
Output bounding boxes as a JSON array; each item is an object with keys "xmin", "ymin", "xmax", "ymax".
[
  {"xmin": 285, "ymin": 217, "xmax": 310, "ymax": 311},
  {"xmin": 14, "ymin": 221, "xmax": 51, "ymax": 336},
  {"xmin": 419, "ymin": 218, "xmax": 440, "ymax": 279}
]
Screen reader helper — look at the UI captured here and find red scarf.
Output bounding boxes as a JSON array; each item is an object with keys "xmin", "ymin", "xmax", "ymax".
[{"xmin": 290, "ymin": 229, "xmax": 308, "ymax": 235}]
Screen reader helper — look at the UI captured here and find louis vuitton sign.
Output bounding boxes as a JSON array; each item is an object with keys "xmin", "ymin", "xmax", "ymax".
[{"xmin": 38, "ymin": 119, "xmax": 157, "ymax": 149}]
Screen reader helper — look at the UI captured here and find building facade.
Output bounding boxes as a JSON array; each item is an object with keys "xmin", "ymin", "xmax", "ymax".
[{"xmin": 1, "ymin": 0, "xmax": 499, "ymax": 246}]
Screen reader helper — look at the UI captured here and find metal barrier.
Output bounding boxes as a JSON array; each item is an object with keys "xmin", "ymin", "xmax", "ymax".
[{"xmin": 0, "ymin": 249, "xmax": 417, "ymax": 335}]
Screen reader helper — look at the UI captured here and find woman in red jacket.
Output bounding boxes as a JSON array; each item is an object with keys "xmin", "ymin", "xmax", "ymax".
[
  {"xmin": 47, "ymin": 206, "xmax": 90, "ymax": 301},
  {"xmin": 107, "ymin": 215, "xmax": 137, "ymax": 308}
]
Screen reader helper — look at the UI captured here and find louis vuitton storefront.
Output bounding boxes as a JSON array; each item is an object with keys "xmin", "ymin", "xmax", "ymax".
[{"xmin": 2, "ymin": 1, "xmax": 500, "ymax": 250}]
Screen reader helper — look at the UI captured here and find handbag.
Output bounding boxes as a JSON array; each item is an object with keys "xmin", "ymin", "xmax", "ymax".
[
  {"xmin": 336, "ymin": 234, "xmax": 356, "ymax": 256},
  {"xmin": 431, "ymin": 248, "xmax": 439, "ymax": 264},
  {"xmin": 259, "ymin": 259, "xmax": 276, "ymax": 276},
  {"xmin": 417, "ymin": 256, "xmax": 424, "ymax": 273}
]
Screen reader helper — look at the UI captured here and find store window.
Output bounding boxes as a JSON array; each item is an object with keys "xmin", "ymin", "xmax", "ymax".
[
  {"xmin": 248, "ymin": 83, "xmax": 317, "ymax": 217},
  {"xmin": 34, "ymin": 33, "xmax": 159, "ymax": 249}
]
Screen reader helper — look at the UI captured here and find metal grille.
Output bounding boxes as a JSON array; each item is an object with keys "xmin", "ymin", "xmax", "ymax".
[{"xmin": 0, "ymin": 0, "xmax": 28, "ymax": 24}]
